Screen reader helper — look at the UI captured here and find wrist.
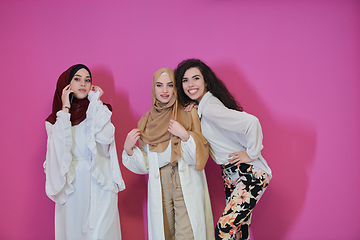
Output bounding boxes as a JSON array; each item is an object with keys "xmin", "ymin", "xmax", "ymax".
[
  {"xmin": 181, "ymin": 132, "xmax": 190, "ymax": 142},
  {"xmin": 125, "ymin": 147, "xmax": 134, "ymax": 156},
  {"xmin": 63, "ymin": 106, "xmax": 70, "ymax": 113}
]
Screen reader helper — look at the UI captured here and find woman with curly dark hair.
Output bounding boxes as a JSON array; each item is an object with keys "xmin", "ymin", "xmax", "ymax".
[{"xmin": 175, "ymin": 59, "xmax": 272, "ymax": 240}]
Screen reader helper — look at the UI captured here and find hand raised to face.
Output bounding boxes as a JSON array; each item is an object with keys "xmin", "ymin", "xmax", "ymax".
[{"xmin": 61, "ymin": 84, "xmax": 74, "ymax": 112}]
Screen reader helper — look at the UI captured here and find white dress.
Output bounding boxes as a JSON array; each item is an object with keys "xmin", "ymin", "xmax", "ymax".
[
  {"xmin": 122, "ymin": 136, "xmax": 214, "ymax": 240},
  {"xmin": 44, "ymin": 91, "xmax": 125, "ymax": 240}
]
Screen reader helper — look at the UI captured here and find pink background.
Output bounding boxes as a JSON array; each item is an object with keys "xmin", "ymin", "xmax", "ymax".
[{"xmin": 1, "ymin": 0, "xmax": 359, "ymax": 239}]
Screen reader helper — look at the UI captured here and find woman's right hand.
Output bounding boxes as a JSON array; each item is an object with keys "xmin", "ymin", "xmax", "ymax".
[
  {"xmin": 228, "ymin": 151, "xmax": 254, "ymax": 165},
  {"xmin": 61, "ymin": 84, "xmax": 74, "ymax": 112},
  {"xmin": 184, "ymin": 102, "xmax": 198, "ymax": 112},
  {"xmin": 124, "ymin": 128, "xmax": 141, "ymax": 156}
]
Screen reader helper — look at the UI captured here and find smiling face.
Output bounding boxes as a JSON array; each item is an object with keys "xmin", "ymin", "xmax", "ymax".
[
  {"xmin": 154, "ymin": 73, "xmax": 174, "ymax": 104},
  {"xmin": 69, "ymin": 68, "xmax": 92, "ymax": 99},
  {"xmin": 182, "ymin": 67, "xmax": 207, "ymax": 102}
]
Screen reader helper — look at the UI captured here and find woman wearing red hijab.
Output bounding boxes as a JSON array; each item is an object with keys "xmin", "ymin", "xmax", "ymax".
[{"xmin": 44, "ymin": 64, "xmax": 125, "ymax": 239}]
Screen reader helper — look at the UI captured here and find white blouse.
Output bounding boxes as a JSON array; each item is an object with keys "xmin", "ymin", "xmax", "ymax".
[{"xmin": 198, "ymin": 92, "xmax": 272, "ymax": 178}]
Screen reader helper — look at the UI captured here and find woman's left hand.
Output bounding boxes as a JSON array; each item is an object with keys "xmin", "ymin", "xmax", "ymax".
[
  {"xmin": 228, "ymin": 151, "xmax": 254, "ymax": 165},
  {"xmin": 168, "ymin": 119, "xmax": 190, "ymax": 142},
  {"xmin": 92, "ymin": 85, "xmax": 104, "ymax": 99}
]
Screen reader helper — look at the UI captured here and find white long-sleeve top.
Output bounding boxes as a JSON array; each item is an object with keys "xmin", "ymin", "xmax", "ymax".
[
  {"xmin": 198, "ymin": 91, "xmax": 272, "ymax": 178},
  {"xmin": 44, "ymin": 91, "xmax": 125, "ymax": 239},
  {"xmin": 122, "ymin": 136, "xmax": 214, "ymax": 240}
]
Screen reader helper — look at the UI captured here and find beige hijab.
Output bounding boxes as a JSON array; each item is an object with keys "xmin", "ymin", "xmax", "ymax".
[{"xmin": 138, "ymin": 68, "xmax": 209, "ymax": 171}]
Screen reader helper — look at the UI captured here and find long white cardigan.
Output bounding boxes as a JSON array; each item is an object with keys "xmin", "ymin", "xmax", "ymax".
[{"xmin": 122, "ymin": 136, "xmax": 214, "ymax": 240}]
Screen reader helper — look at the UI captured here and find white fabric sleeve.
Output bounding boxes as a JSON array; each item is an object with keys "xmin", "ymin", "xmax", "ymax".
[
  {"xmin": 86, "ymin": 90, "xmax": 126, "ymax": 193},
  {"xmin": 44, "ymin": 110, "xmax": 74, "ymax": 204},
  {"xmin": 180, "ymin": 135, "xmax": 197, "ymax": 166},
  {"xmin": 86, "ymin": 91, "xmax": 113, "ymax": 145},
  {"xmin": 203, "ymin": 102, "xmax": 264, "ymax": 160},
  {"xmin": 122, "ymin": 146, "xmax": 149, "ymax": 175}
]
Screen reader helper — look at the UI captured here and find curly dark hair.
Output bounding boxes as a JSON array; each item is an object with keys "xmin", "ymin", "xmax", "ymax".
[{"xmin": 174, "ymin": 58, "xmax": 243, "ymax": 112}]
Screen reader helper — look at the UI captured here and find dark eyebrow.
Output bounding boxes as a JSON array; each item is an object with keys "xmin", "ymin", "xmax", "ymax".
[
  {"xmin": 192, "ymin": 75, "xmax": 200, "ymax": 78},
  {"xmin": 74, "ymin": 74, "xmax": 91, "ymax": 78},
  {"xmin": 156, "ymin": 81, "xmax": 173, "ymax": 85}
]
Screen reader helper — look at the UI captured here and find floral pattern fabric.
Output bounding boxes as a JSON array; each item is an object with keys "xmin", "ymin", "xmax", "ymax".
[{"xmin": 215, "ymin": 163, "xmax": 270, "ymax": 240}]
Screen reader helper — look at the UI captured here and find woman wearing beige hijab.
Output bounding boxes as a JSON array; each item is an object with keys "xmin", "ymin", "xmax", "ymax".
[{"xmin": 122, "ymin": 68, "xmax": 214, "ymax": 240}]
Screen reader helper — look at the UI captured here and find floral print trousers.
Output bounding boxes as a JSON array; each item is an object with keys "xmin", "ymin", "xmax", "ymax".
[{"xmin": 215, "ymin": 163, "xmax": 270, "ymax": 240}]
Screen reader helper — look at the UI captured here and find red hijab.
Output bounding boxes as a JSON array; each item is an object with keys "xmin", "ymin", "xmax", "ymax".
[{"xmin": 46, "ymin": 64, "xmax": 101, "ymax": 126}]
